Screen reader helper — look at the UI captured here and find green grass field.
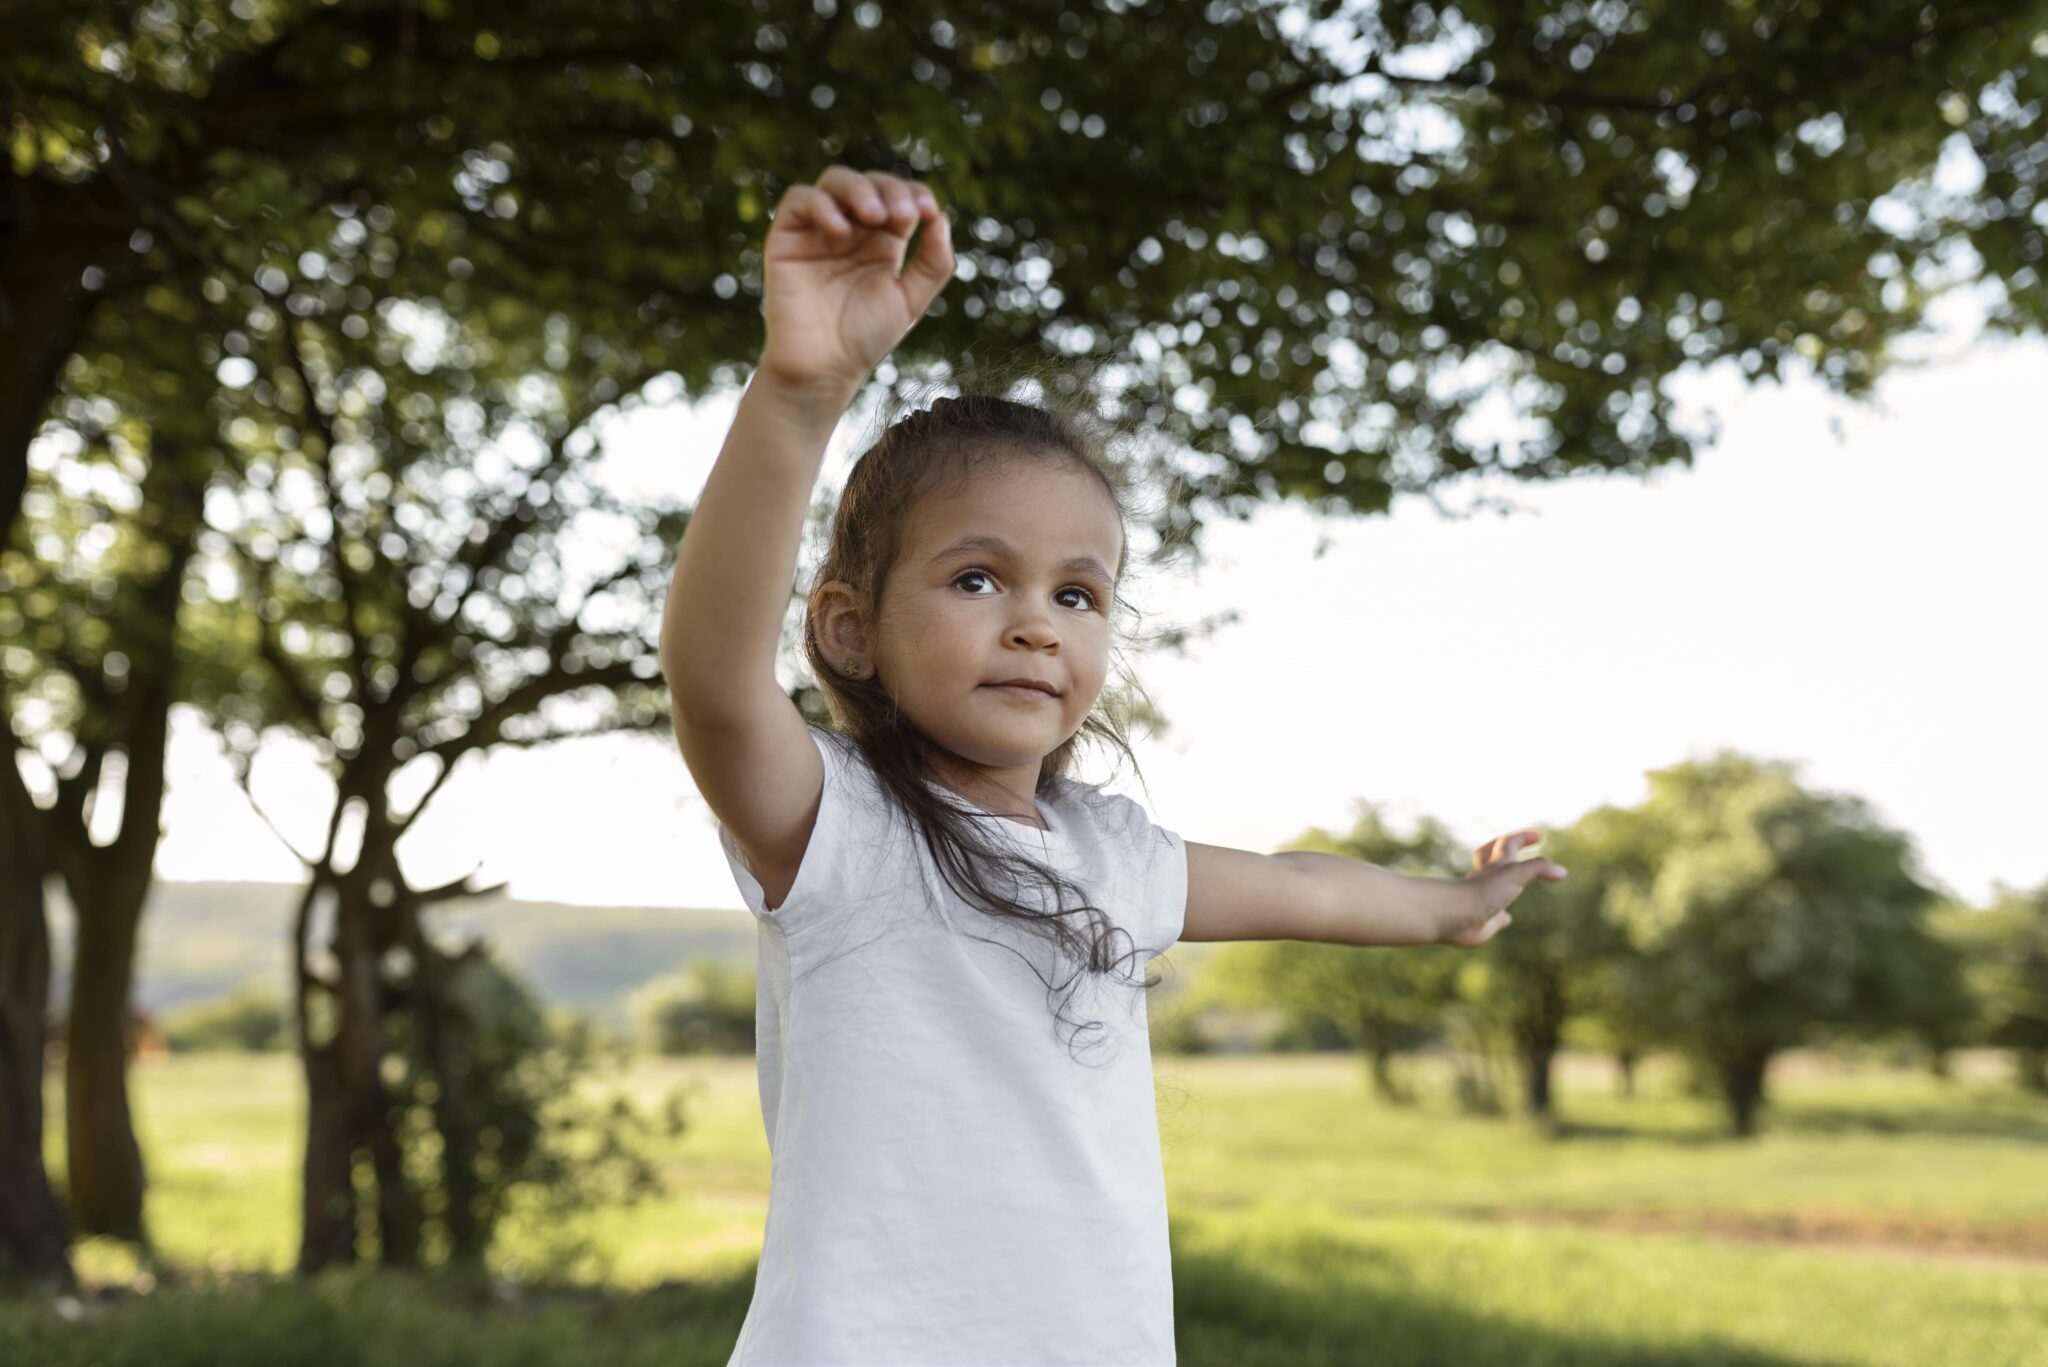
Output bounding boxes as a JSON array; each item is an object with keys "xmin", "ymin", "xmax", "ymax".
[{"xmin": 5, "ymin": 1049, "xmax": 2046, "ymax": 1366}]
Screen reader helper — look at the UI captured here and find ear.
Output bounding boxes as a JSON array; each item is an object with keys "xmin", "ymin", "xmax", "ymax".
[{"xmin": 810, "ymin": 580, "xmax": 869, "ymax": 671}]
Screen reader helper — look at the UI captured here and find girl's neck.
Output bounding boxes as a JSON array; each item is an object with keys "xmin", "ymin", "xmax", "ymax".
[{"xmin": 924, "ymin": 756, "xmax": 1047, "ymax": 828}]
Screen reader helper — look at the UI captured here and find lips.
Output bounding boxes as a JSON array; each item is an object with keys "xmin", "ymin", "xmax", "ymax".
[{"xmin": 985, "ymin": 681, "xmax": 1058, "ymax": 698}]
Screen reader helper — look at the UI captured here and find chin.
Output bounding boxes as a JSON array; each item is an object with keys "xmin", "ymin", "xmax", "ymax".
[{"xmin": 960, "ymin": 727, "xmax": 1063, "ymax": 764}]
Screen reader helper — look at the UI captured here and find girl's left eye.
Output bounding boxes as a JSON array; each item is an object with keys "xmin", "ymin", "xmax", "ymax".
[{"xmin": 954, "ymin": 570, "xmax": 1097, "ymax": 611}]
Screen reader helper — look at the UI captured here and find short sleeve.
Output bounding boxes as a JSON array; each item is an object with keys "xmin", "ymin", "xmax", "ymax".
[
  {"xmin": 714, "ymin": 725, "xmax": 888, "ymax": 936},
  {"xmin": 1094, "ymin": 791, "xmax": 1188, "ymax": 962}
]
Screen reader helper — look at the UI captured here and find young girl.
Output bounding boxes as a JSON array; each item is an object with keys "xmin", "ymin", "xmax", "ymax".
[{"xmin": 661, "ymin": 165, "xmax": 1566, "ymax": 1366}]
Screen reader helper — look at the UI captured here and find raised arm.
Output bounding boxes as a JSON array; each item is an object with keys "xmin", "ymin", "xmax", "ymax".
[
  {"xmin": 658, "ymin": 166, "xmax": 952, "ymax": 905},
  {"xmin": 659, "ymin": 372, "xmax": 856, "ymax": 726},
  {"xmin": 661, "ymin": 164, "xmax": 951, "ymax": 721}
]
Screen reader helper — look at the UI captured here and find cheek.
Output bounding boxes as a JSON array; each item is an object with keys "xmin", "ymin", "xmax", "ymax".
[
  {"xmin": 1074, "ymin": 635, "xmax": 1112, "ymax": 689},
  {"xmin": 890, "ymin": 599, "xmax": 976, "ymax": 669}
]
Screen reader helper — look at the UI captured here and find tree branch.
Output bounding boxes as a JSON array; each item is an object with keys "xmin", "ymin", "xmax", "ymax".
[
  {"xmin": 222, "ymin": 731, "xmax": 321, "ymax": 872},
  {"xmin": 280, "ymin": 317, "xmax": 373, "ymax": 709}
]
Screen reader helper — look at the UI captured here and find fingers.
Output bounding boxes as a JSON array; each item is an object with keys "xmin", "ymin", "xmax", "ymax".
[
  {"xmin": 1505, "ymin": 855, "xmax": 1566, "ymax": 884},
  {"xmin": 816, "ymin": 164, "xmax": 886, "ymax": 227},
  {"xmin": 868, "ymin": 171, "xmax": 934, "ymax": 236},
  {"xmin": 1477, "ymin": 829, "xmax": 1540, "ymax": 867},
  {"xmin": 783, "ymin": 185, "xmax": 853, "ymax": 244},
  {"xmin": 1471, "ymin": 829, "xmax": 1565, "ymax": 883},
  {"xmin": 814, "ymin": 165, "xmax": 939, "ymax": 239},
  {"xmin": 900, "ymin": 205, "xmax": 955, "ymax": 299},
  {"xmin": 800, "ymin": 164, "xmax": 952, "ymax": 307}
]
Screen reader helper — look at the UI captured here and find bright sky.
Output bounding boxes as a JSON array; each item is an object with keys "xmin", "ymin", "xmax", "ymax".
[{"xmin": 145, "ymin": 288, "xmax": 2042, "ymax": 912}]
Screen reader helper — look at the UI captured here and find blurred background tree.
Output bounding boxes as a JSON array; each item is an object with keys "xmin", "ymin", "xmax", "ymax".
[
  {"xmin": 1963, "ymin": 882, "xmax": 2048, "ymax": 1092},
  {"xmin": 1571, "ymin": 948, "xmax": 1665, "ymax": 1100},
  {"xmin": 1604, "ymin": 751, "xmax": 1960, "ymax": 1136},
  {"xmin": 1199, "ymin": 803, "xmax": 1468, "ymax": 1103},
  {"xmin": 14, "ymin": 274, "xmax": 222, "ymax": 1252},
  {"xmin": 186, "ymin": 298, "xmax": 678, "ymax": 1273},
  {"xmin": 1455, "ymin": 806, "xmax": 1635, "ymax": 1126}
]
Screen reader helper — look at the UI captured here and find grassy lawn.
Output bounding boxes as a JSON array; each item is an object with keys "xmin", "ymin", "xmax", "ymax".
[{"xmin": 5, "ymin": 1049, "xmax": 2045, "ymax": 1366}]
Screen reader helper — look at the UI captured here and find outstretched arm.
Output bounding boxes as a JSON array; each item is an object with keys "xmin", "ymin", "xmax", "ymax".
[{"xmin": 1180, "ymin": 831, "xmax": 1566, "ymax": 948}]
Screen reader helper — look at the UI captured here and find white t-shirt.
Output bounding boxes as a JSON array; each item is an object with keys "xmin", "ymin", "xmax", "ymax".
[{"xmin": 714, "ymin": 724, "xmax": 1189, "ymax": 1366}]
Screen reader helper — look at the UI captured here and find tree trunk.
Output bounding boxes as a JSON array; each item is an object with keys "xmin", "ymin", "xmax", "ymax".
[
  {"xmin": 296, "ymin": 866, "xmax": 421, "ymax": 1271},
  {"xmin": 62, "ymin": 895, "xmax": 148, "ymax": 1242},
  {"xmin": 2017, "ymin": 1047, "xmax": 2048, "ymax": 1095},
  {"xmin": 1522, "ymin": 1044, "xmax": 1555, "ymax": 1118},
  {"xmin": 0, "ymin": 742, "xmax": 74, "ymax": 1285},
  {"xmin": 415, "ymin": 929, "xmax": 483, "ymax": 1264},
  {"xmin": 341, "ymin": 885, "xmax": 417, "ymax": 1268},
  {"xmin": 1718, "ymin": 1046, "xmax": 1774, "ymax": 1138},
  {"xmin": 297, "ymin": 1033, "xmax": 356, "ymax": 1275},
  {"xmin": 1510, "ymin": 973, "xmax": 1565, "ymax": 1120},
  {"xmin": 1366, "ymin": 1044, "xmax": 1406, "ymax": 1103},
  {"xmin": 0, "ymin": 188, "xmax": 116, "ymax": 1280},
  {"xmin": 295, "ymin": 881, "xmax": 354, "ymax": 1274},
  {"xmin": 1615, "ymin": 1050, "xmax": 1638, "ymax": 1099}
]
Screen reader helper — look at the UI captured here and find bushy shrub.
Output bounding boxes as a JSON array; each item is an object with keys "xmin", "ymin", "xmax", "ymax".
[
  {"xmin": 1261, "ymin": 1013, "xmax": 1353, "ymax": 1053},
  {"xmin": 1147, "ymin": 1002, "xmax": 1213, "ymax": 1055},
  {"xmin": 628, "ymin": 957, "xmax": 755, "ymax": 1056},
  {"xmin": 160, "ymin": 985, "xmax": 288, "ymax": 1052},
  {"xmin": 377, "ymin": 944, "xmax": 663, "ymax": 1269}
]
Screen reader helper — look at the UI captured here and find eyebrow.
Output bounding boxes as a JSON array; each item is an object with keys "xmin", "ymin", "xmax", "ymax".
[{"xmin": 925, "ymin": 533, "xmax": 1116, "ymax": 586}]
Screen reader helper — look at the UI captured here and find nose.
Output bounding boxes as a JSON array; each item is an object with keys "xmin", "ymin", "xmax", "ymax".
[{"xmin": 1007, "ymin": 606, "xmax": 1060, "ymax": 652}]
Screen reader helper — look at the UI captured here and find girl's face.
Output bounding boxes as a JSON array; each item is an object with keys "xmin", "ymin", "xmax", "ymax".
[{"xmin": 870, "ymin": 459, "xmax": 1122, "ymax": 793}]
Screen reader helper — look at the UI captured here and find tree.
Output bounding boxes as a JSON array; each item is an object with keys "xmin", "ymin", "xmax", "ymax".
[
  {"xmin": 9, "ymin": 275, "xmax": 227, "ymax": 1247},
  {"xmin": 1886, "ymin": 897, "xmax": 1980, "ymax": 1078},
  {"xmin": 1459, "ymin": 807, "xmax": 1636, "ymax": 1123},
  {"xmin": 12, "ymin": 3, "xmax": 2046, "ymax": 532},
  {"xmin": 1206, "ymin": 802, "xmax": 1468, "ymax": 1102},
  {"xmin": 1575, "ymin": 952, "xmax": 1663, "ymax": 1100},
  {"xmin": 1967, "ymin": 882, "xmax": 2048, "ymax": 1092},
  {"xmin": 175, "ymin": 294, "xmax": 681, "ymax": 1271},
  {"xmin": 1610, "ymin": 751, "xmax": 1949, "ymax": 1136}
]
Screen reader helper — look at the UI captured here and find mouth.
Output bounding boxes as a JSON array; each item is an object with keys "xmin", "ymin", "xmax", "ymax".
[{"xmin": 983, "ymin": 682, "xmax": 1059, "ymax": 700}]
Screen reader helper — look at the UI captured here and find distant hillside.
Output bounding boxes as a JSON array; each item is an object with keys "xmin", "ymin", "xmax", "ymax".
[{"xmin": 44, "ymin": 879, "xmax": 759, "ymax": 1029}]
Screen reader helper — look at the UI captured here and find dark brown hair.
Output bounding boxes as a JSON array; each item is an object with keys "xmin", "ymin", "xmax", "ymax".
[{"xmin": 801, "ymin": 354, "xmax": 1184, "ymax": 1062}]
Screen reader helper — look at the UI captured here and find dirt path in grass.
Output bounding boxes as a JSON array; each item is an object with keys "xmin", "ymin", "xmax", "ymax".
[{"xmin": 1443, "ymin": 1205, "xmax": 2048, "ymax": 1269}]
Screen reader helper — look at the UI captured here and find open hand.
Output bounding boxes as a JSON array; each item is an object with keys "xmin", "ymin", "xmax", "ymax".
[
  {"xmin": 758, "ymin": 165, "xmax": 955, "ymax": 397},
  {"xmin": 1440, "ymin": 829, "xmax": 1568, "ymax": 947}
]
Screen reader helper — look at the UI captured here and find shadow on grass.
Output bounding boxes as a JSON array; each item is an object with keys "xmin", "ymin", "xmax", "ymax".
[
  {"xmin": 1539, "ymin": 1118, "xmax": 1740, "ymax": 1145},
  {"xmin": 0, "ymin": 1250, "xmax": 1854, "ymax": 1367},
  {"xmin": 1169, "ymin": 1224, "xmax": 1860, "ymax": 1367},
  {"xmin": 1764, "ymin": 1101, "xmax": 2048, "ymax": 1143},
  {"xmin": 1541, "ymin": 1088, "xmax": 2048, "ymax": 1145},
  {"xmin": 0, "ymin": 1228, "xmax": 1904, "ymax": 1367},
  {"xmin": 0, "ymin": 1263, "xmax": 761, "ymax": 1367}
]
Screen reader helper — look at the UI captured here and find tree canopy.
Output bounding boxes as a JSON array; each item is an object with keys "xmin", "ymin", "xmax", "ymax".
[{"xmin": 7, "ymin": 0, "xmax": 2044, "ymax": 548}]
